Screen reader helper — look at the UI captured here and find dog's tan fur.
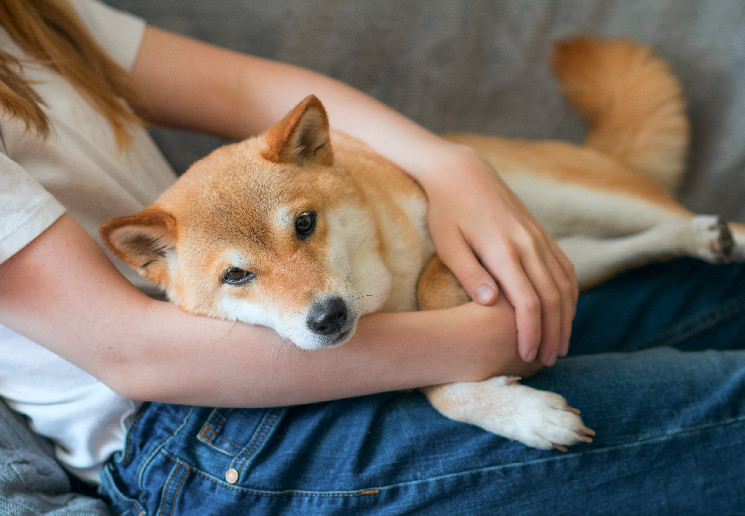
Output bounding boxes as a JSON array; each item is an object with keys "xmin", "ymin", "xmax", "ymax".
[{"xmin": 101, "ymin": 37, "xmax": 745, "ymax": 449}]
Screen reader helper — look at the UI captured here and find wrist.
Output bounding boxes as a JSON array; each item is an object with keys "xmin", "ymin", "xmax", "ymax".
[
  {"xmin": 450, "ymin": 300, "xmax": 544, "ymax": 380},
  {"xmin": 410, "ymin": 140, "xmax": 497, "ymax": 197}
]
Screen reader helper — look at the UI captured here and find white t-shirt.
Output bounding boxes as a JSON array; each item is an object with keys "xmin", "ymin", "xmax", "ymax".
[{"xmin": 0, "ymin": 0, "xmax": 177, "ymax": 483}]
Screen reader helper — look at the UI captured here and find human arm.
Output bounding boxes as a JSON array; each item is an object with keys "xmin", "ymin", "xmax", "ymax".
[
  {"xmin": 0, "ymin": 215, "xmax": 538, "ymax": 407},
  {"xmin": 127, "ymin": 26, "xmax": 577, "ymax": 365}
]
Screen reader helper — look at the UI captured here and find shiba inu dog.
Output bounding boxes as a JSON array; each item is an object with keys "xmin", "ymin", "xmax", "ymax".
[{"xmin": 101, "ymin": 37, "xmax": 745, "ymax": 450}]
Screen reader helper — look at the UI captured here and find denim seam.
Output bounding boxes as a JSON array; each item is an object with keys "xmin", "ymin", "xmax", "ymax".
[
  {"xmin": 212, "ymin": 408, "xmax": 232, "ymax": 434},
  {"xmin": 199, "ymin": 408, "xmax": 230, "ymax": 444},
  {"xmin": 232, "ymin": 409, "xmax": 283, "ymax": 475},
  {"xmin": 362, "ymin": 415, "xmax": 745, "ymax": 494},
  {"xmin": 155, "ymin": 415, "xmax": 745, "ymax": 498},
  {"xmin": 136, "ymin": 406, "xmax": 194, "ymax": 490},
  {"xmin": 198, "ymin": 409, "xmax": 244, "ymax": 454},
  {"xmin": 158, "ymin": 462, "xmax": 189, "ymax": 516},
  {"xmin": 582, "ymin": 416, "xmax": 745, "ymax": 456},
  {"xmin": 162, "ymin": 453, "xmax": 380, "ymax": 497},
  {"xmin": 630, "ymin": 295, "xmax": 745, "ymax": 352}
]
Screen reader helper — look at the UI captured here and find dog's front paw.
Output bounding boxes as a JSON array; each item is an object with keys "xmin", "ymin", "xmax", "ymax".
[
  {"xmin": 690, "ymin": 215, "xmax": 734, "ymax": 262},
  {"xmin": 423, "ymin": 377, "xmax": 594, "ymax": 450},
  {"xmin": 481, "ymin": 377, "xmax": 593, "ymax": 450}
]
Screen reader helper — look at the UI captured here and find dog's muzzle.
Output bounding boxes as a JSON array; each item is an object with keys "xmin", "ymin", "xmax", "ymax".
[{"xmin": 306, "ymin": 296, "xmax": 352, "ymax": 345}]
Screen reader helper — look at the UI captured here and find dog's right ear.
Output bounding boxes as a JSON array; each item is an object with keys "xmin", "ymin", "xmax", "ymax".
[
  {"xmin": 262, "ymin": 95, "xmax": 334, "ymax": 166},
  {"xmin": 99, "ymin": 208, "xmax": 177, "ymax": 289}
]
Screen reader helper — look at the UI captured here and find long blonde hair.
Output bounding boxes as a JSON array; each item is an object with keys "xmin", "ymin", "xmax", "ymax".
[{"xmin": 0, "ymin": 0, "xmax": 141, "ymax": 148}]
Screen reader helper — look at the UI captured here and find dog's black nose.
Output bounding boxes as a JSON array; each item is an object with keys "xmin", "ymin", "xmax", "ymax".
[{"xmin": 307, "ymin": 296, "xmax": 349, "ymax": 336}]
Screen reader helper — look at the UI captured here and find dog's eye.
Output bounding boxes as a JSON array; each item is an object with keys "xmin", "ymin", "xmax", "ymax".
[
  {"xmin": 295, "ymin": 211, "xmax": 316, "ymax": 239},
  {"xmin": 222, "ymin": 267, "xmax": 256, "ymax": 285}
]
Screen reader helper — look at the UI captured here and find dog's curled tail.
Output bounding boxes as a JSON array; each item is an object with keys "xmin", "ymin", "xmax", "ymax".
[{"xmin": 552, "ymin": 37, "xmax": 689, "ymax": 194}]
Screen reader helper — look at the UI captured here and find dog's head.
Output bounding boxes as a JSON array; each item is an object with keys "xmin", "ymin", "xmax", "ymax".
[{"xmin": 100, "ymin": 96, "xmax": 392, "ymax": 349}]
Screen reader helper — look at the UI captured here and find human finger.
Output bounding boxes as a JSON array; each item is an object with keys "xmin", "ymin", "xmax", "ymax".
[
  {"xmin": 431, "ymin": 224, "xmax": 500, "ymax": 306},
  {"xmin": 547, "ymin": 241, "xmax": 578, "ymax": 356},
  {"xmin": 519, "ymin": 247, "xmax": 569, "ymax": 365},
  {"xmin": 477, "ymin": 244, "xmax": 543, "ymax": 362},
  {"xmin": 477, "ymin": 230, "xmax": 576, "ymax": 365}
]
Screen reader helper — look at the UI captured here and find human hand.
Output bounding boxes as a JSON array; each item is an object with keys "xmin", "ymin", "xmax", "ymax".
[{"xmin": 421, "ymin": 143, "xmax": 578, "ymax": 366}]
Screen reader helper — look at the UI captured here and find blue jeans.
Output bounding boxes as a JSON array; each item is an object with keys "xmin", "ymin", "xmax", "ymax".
[{"xmin": 100, "ymin": 259, "xmax": 745, "ymax": 514}]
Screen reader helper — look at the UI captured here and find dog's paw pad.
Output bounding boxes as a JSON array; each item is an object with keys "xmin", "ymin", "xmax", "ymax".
[{"xmin": 691, "ymin": 215, "xmax": 734, "ymax": 262}]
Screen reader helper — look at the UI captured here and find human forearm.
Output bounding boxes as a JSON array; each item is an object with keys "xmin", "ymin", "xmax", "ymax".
[
  {"xmin": 116, "ymin": 298, "xmax": 529, "ymax": 407},
  {"xmin": 0, "ymin": 216, "xmax": 528, "ymax": 407},
  {"xmin": 129, "ymin": 25, "xmax": 578, "ymax": 366},
  {"xmin": 130, "ymin": 27, "xmax": 452, "ymax": 176}
]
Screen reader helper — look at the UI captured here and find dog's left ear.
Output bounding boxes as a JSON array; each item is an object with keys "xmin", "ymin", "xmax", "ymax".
[{"xmin": 262, "ymin": 95, "xmax": 334, "ymax": 166}]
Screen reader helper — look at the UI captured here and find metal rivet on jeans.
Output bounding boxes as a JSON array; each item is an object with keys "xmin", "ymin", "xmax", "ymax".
[{"xmin": 225, "ymin": 468, "xmax": 239, "ymax": 484}]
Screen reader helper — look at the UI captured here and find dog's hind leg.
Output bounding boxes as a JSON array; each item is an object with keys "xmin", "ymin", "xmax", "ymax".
[{"xmin": 559, "ymin": 214, "xmax": 737, "ymax": 289}]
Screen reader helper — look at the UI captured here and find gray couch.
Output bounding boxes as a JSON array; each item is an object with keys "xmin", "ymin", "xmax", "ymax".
[
  {"xmin": 116, "ymin": 0, "xmax": 745, "ymax": 223},
  {"xmin": 2, "ymin": 1, "xmax": 743, "ymax": 513}
]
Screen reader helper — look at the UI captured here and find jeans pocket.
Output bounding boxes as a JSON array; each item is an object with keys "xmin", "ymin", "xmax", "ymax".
[
  {"xmin": 102, "ymin": 404, "xmax": 290, "ymax": 512},
  {"xmin": 196, "ymin": 407, "xmax": 283, "ymax": 457},
  {"xmin": 166, "ymin": 406, "xmax": 287, "ymax": 488}
]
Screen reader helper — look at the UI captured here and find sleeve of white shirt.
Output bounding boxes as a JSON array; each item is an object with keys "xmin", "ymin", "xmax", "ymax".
[
  {"xmin": 0, "ymin": 154, "xmax": 65, "ymax": 264},
  {"xmin": 0, "ymin": 1, "xmax": 147, "ymax": 264},
  {"xmin": 67, "ymin": 0, "xmax": 147, "ymax": 72}
]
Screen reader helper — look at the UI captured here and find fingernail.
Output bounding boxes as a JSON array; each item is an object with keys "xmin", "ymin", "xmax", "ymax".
[
  {"xmin": 525, "ymin": 347, "xmax": 537, "ymax": 362},
  {"xmin": 546, "ymin": 351, "xmax": 557, "ymax": 366},
  {"xmin": 474, "ymin": 284, "xmax": 495, "ymax": 304}
]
